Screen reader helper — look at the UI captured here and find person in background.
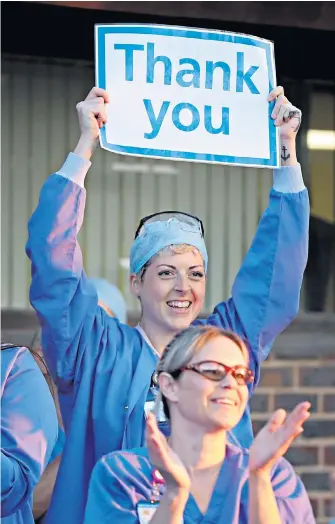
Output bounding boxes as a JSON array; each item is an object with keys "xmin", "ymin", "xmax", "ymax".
[
  {"xmin": 32, "ymin": 279, "xmax": 127, "ymax": 522},
  {"xmin": 90, "ymin": 278, "xmax": 127, "ymax": 324},
  {"xmin": 84, "ymin": 325, "xmax": 315, "ymax": 524},
  {"xmin": 30, "ymin": 332, "xmax": 65, "ymax": 524},
  {"xmin": 1, "ymin": 344, "xmax": 58, "ymax": 524}
]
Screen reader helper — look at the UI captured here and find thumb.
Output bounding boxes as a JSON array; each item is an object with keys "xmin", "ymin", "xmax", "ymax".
[
  {"xmin": 267, "ymin": 409, "xmax": 287, "ymax": 433},
  {"xmin": 85, "ymin": 87, "xmax": 110, "ymax": 103}
]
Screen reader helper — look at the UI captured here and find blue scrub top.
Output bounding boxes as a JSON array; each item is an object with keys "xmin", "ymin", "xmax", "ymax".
[
  {"xmin": 25, "ymin": 156, "xmax": 309, "ymax": 524},
  {"xmin": 1, "ymin": 346, "xmax": 58, "ymax": 524},
  {"xmin": 84, "ymin": 444, "xmax": 316, "ymax": 524}
]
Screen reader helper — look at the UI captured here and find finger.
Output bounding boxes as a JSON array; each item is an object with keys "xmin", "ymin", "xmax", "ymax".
[
  {"xmin": 97, "ymin": 111, "xmax": 107, "ymax": 128},
  {"xmin": 147, "ymin": 414, "xmax": 169, "ymax": 450},
  {"xmin": 90, "ymin": 97, "xmax": 107, "ymax": 117},
  {"xmin": 146, "ymin": 419, "xmax": 165, "ymax": 450},
  {"xmin": 279, "ymin": 404, "xmax": 311, "ymax": 443},
  {"xmin": 271, "ymin": 95, "xmax": 289, "ymax": 120},
  {"xmin": 77, "ymin": 98, "xmax": 107, "ymax": 121},
  {"xmin": 274, "ymin": 104, "xmax": 289, "ymax": 126},
  {"xmin": 276, "ymin": 104, "xmax": 302, "ymax": 128},
  {"xmin": 89, "ymin": 99, "xmax": 108, "ymax": 127},
  {"xmin": 286, "ymin": 108, "xmax": 302, "ymax": 132},
  {"xmin": 268, "ymin": 85, "xmax": 284, "ymax": 102},
  {"xmin": 146, "ymin": 412, "xmax": 159, "ymax": 433},
  {"xmin": 146, "ymin": 414, "xmax": 158, "ymax": 441},
  {"xmin": 288, "ymin": 401, "xmax": 311, "ymax": 419},
  {"xmin": 267, "ymin": 409, "xmax": 287, "ymax": 433},
  {"xmin": 85, "ymin": 86, "xmax": 110, "ymax": 103},
  {"xmin": 275, "ymin": 103, "xmax": 295, "ymax": 127},
  {"xmin": 148, "ymin": 433, "xmax": 170, "ymax": 466},
  {"xmin": 285, "ymin": 402, "xmax": 311, "ymax": 427}
]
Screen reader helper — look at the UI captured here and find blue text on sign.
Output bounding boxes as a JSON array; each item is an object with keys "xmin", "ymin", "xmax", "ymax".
[{"xmin": 114, "ymin": 42, "xmax": 260, "ymax": 139}]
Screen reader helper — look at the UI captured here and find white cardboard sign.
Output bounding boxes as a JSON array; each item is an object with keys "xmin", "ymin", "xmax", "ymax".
[{"xmin": 95, "ymin": 24, "xmax": 279, "ymax": 168}]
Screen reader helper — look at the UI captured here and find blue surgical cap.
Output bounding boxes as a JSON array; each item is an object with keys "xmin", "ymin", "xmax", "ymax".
[
  {"xmin": 90, "ymin": 278, "xmax": 127, "ymax": 323},
  {"xmin": 130, "ymin": 218, "xmax": 208, "ymax": 275}
]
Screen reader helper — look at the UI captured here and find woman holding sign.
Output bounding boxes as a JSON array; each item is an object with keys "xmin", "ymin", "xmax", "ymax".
[
  {"xmin": 26, "ymin": 85, "xmax": 308, "ymax": 524},
  {"xmin": 84, "ymin": 325, "xmax": 315, "ymax": 523}
]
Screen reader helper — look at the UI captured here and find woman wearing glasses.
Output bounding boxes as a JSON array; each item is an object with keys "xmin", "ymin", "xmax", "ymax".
[
  {"xmin": 26, "ymin": 85, "xmax": 309, "ymax": 524},
  {"xmin": 84, "ymin": 325, "xmax": 315, "ymax": 523}
]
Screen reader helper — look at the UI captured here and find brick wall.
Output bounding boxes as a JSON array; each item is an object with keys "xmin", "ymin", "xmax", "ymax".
[{"xmin": 251, "ymin": 315, "xmax": 335, "ymax": 524}]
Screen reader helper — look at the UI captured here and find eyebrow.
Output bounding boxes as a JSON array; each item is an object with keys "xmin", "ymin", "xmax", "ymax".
[
  {"xmin": 192, "ymin": 361, "xmax": 246, "ymax": 367},
  {"xmin": 156, "ymin": 264, "xmax": 204, "ymax": 270}
]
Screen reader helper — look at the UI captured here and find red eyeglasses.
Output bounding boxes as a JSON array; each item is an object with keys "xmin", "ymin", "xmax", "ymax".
[{"xmin": 169, "ymin": 360, "xmax": 254, "ymax": 386}]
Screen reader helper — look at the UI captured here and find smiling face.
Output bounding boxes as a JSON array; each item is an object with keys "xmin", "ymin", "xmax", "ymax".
[
  {"xmin": 130, "ymin": 246, "xmax": 206, "ymax": 335},
  {"xmin": 162, "ymin": 334, "xmax": 250, "ymax": 432}
]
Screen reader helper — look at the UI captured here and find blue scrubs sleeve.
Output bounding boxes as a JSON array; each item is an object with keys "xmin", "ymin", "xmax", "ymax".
[
  {"xmin": 272, "ymin": 460, "xmax": 315, "ymax": 523},
  {"xmin": 204, "ymin": 165, "xmax": 309, "ymax": 370},
  {"xmin": 1, "ymin": 347, "xmax": 58, "ymax": 517},
  {"xmin": 25, "ymin": 162, "xmax": 109, "ymax": 391}
]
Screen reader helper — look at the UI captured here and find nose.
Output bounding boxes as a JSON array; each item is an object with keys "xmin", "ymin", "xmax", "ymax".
[
  {"xmin": 174, "ymin": 273, "xmax": 190, "ymax": 293},
  {"xmin": 218, "ymin": 373, "xmax": 237, "ymax": 389}
]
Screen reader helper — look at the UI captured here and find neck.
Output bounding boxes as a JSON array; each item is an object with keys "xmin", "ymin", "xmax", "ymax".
[
  {"xmin": 169, "ymin": 417, "xmax": 227, "ymax": 470},
  {"xmin": 139, "ymin": 318, "xmax": 177, "ymax": 355}
]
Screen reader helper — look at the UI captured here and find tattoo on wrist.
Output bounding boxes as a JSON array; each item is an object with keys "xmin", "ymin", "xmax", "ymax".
[{"xmin": 281, "ymin": 145, "xmax": 291, "ymax": 162}]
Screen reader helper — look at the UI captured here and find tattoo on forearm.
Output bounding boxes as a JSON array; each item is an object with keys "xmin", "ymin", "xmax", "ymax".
[
  {"xmin": 289, "ymin": 110, "xmax": 301, "ymax": 133},
  {"xmin": 281, "ymin": 146, "xmax": 290, "ymax": 162}
]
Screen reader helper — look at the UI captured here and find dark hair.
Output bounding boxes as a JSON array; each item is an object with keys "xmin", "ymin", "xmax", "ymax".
[
  {"xmin": 30, "ymin": 348, "xmax": 55, "ymax": 398},
  {"xmin": 30, "ymin": 330, "xmax": 55, "ymax": 398},
  {"xmin": 138, "ymin": 260, "xmax": 151, "ymax": 282}
]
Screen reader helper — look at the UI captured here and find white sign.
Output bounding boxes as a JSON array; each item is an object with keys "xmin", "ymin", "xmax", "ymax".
[{"xmin": 95, "ymin": 24, "xmax": 279, "ymax": 168}]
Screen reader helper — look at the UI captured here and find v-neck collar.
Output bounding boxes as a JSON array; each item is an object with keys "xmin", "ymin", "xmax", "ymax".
[
  {"xmin": 136, "ymin": 325, "xmax": 160, "ymax": 358},
  {"xmin": 184, "ymin": 444, "xmax": 243, "ymax": 523}
]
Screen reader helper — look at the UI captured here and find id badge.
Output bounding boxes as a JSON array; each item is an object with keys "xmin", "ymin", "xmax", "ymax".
[{"xmin": 137, "ymin": 501, "xmax": 159, "ymax": 523}]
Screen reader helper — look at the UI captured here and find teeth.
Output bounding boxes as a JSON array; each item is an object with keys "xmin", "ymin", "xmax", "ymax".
[{"xmin": 167, "ymin": 301, "xmax": 191, "ymax": 309}]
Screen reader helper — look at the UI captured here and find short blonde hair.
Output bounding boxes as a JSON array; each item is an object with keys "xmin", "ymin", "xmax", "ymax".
[
  {"xmin": 138, "ymin": 244, "xmax": 202, "ymax": 281},
  {"xmin": 155, "ymin": 325, "xmax": 248, "ymax": 419}
]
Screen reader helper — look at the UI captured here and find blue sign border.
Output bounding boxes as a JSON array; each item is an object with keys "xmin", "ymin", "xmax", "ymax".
[{"xmin": 95, "ymin": 24, "xmax": 279, "ymax": 167}]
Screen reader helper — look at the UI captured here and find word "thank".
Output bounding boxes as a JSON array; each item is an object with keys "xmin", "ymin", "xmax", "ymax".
[{"xmin": 114, "ymin": 42, "xmax": 260, "ymax": 139}]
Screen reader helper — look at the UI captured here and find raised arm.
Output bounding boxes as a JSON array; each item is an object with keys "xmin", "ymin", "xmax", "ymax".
[
  {"xmin": 1, "ymin": 347, "xmax": 58, "ymax": 516},
  {"xmin": 25, "ymin": 88, "xmax": 110, "ymax": 387},
  {"xmin": 207, "ymin": 87, "xmax": 309, "ymax": 363}
]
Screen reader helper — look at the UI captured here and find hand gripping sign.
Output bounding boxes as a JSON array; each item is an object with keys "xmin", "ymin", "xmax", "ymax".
[{"xmin": 95, "ymin": 24, "xmax": 279, "ymax": 168}]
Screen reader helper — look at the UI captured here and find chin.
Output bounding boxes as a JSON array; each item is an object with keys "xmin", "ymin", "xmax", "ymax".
[
  {"xmin": 169, "ymin": 317, "xmax": 193, "ymax": 331},
  {"xmin": 211, "ymin": 414, "xmax": 237, "ymax": 431}
]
